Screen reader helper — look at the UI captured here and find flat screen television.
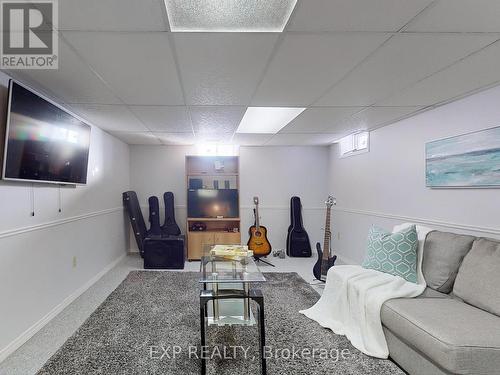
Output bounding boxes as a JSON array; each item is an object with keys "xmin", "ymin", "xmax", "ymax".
[
  {"xmin": 188, "ymin": 189, "xmax": 239, "ymax": 218},
  {"xmin": 2, "ymin": 80, "xmax": 91, "ymax": 185}
]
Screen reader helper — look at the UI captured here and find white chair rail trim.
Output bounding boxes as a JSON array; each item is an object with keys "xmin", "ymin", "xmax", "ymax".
[
  {"xmin": 0, "ymin": 207, "xmax": 124, "ymax": 240},
  {"xmin": 333, "ymin": 206, "xmax": 500, "ymax": 236}
]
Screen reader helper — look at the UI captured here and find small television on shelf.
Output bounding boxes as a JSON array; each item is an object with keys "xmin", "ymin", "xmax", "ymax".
[
  {"xmin": 2, "ymin": 80, "xmax": 91, "ymax": 185},
  {"xmin": 188, "ymin": 189, "xmax": 239, "ymax": 218}
]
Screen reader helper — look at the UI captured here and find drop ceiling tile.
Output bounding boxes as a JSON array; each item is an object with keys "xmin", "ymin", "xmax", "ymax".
[
  {"xmin": 265, "ymin": 133, "xmax": 340, "ymax": 146},
  {"xmin": 380, "ymin": 41, "xmax": 500, "ymax": 106},
  {"xmin": 108, "ymin": 131, "xmax": 161, "ymax": 145},
  {"xmin": 280, "ymin": 107, "xmax": 364, "ymax": 133},
  {"xmin": 316, "ymin": 34, "xmax": 498, "ymax": 107},
  {"xmin": 63, "ymin": 32, "xmax": 184, "ymax": 105},
  {"xmin": 231, "ymin": 133, "xmax": 275, "ymax": 146},
  {"xmin": 288, "ymin": 0, "xmax": 433, "ymax": 32},
  {"xmin": 194, "ymin": 133, "xmax": 235, "ymax": 144},
  {"xmin": 251, "ymin": 33, "xmax": 389, "ymax": 106},
  {"xmin": 346, "ymin": 106, "xmax": 424, "ymax": 129},
  {"xmin": 129, "ymin": 106, "xmax": 192, "ymax": 132},
  {"xmin": 173, "ymin": 33, "xmax": 278, "ymax": 105},
  {"xmin": 58, "ymin": 0, "xmax": 167, "ymax": 31},
  {"xmin": 68, "ymin": 104, "xmax": 148, "ymax": 132},
  {"xmin": 153, "ymin": 132, "xmax": 196, "ymax": 145},
  {"xmin": 190, "ymin": 106, "xmax": 246, "ymax": 135},
  {"xmin": 7, "ymin": 36, "xmax": 120, "ymax": 104},
  {"xmin": 407, "ymin": 0, "xmax": 500, "ymax": 32}
]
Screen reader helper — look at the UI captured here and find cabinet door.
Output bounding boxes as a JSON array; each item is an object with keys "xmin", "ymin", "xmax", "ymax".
[
  {"xmin": 188, "ymin": 232, "xmax": 215, "ymax": 260},
  {"xmin": 214, "ymin": 232, "xmax": 241, "ymax": 245}
]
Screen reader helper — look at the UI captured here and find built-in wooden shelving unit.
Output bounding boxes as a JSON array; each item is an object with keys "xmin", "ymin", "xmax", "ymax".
[{"xmin": 186, "ymin": 156, "xmax": 241, "ymax": 260}]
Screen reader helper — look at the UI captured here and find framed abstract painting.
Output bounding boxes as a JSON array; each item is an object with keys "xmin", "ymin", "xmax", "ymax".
[{"xmin": 426, "ymin": 126, "xmax": 500, "ymax": 188}]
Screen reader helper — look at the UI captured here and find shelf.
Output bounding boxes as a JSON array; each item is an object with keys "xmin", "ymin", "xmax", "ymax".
[
  {"xmin": 187, "ymin": 189, "xmax": 238, "ymax": 191},
  {"xmin": 188, "ymin": 218, "xmax": 240, "ymax": 221},
  {"xmin": 186, "ymin": 155, "xmax": 239, "ymax": 175},
  {"xmin": 188, "ymin": 230, "xmax": 241, "ymax": 233},
  {"xmin": 186, "ymin": 155, "xmax": 240, "ymax": 260},
  {"xmin": 188, "ymin": 173, "xmax": 239, "ymax": 177}
]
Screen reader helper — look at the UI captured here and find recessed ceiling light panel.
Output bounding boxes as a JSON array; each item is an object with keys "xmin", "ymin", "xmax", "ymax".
[
  {"xmin": 236, "ymin": 107, "xmax": 306, "ymax": 134},
  {"xmin": 164, "ymin": 0, "xmax": 298, "ymax": 32}
]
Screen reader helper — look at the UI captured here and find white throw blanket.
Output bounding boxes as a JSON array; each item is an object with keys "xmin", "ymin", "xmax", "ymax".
[{"xmin": 300, "ymin": 223, "xmax": 432, "ymax": 358}]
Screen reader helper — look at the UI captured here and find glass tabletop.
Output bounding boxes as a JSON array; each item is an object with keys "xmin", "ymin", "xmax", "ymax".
[{"xmin": 199, "ymin": 244, "xmax": 266, "ymax": 283}]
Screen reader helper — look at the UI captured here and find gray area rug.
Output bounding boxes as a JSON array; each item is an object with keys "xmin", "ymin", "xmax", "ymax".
[{"xmin": 38, "ymin": 271, "xmax": 403, "ymax": 374}]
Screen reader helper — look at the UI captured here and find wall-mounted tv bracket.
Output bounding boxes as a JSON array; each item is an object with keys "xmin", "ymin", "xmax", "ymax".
[{"xmin": 30, "ymin": 183, "xmax": 35, "ymax": 216}]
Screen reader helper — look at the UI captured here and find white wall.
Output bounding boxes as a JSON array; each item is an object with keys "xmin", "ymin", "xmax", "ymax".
[
  {"xmin": 0, "ymin": 72, "xmax": 130, "ymax": 360},
  {"xmin": 240, "ymin": 146, "xmax": 329, "ymax": 251},
  {"xmin": 329, "ymin": 85, "xmax": 500, "ymax": 264},
  {"xmin": 129, "ymin": 145, "xmax": 193, "ymax": 246},
  {"xmin": 129, "ymin": 145, "xmax": 329, "ymax": 252}
]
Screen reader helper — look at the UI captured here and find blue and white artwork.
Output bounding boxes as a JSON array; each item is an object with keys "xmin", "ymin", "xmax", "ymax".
[{"xmin": 426, "ymin": 126, "xmax": 500, "ymax": 187}]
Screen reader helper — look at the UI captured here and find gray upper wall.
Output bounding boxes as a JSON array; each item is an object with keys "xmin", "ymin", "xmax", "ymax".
[
  {"xmin": 0, "ymin": 71, "xmax": 131, "ymax": 360},
  {"xmin": 329, "ymin": 84, "xmax": 500, "ymax": 264},
  {"xmin": 128, "ymin": 145, "xmax": 330, "ymax": 252}
]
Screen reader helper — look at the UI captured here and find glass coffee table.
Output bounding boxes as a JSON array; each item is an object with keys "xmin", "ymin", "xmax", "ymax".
[{"xmin": 199, "ymin": 245, "xmax": 267, "ymax": 375}]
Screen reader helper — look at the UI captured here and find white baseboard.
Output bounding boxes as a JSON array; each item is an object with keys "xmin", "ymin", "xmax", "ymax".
[{"xmin": 0, "ymin": 253, "xmax": 126, "ymax": 364}]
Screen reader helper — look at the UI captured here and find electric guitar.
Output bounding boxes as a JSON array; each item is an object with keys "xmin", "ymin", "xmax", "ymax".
[
  {"xmin": 313, "ymin": 196, "xmax": 337, "ymax": 282},
  {"xmin": 247, "ymin": 197, "xmax": 272, "ymax": 257}
]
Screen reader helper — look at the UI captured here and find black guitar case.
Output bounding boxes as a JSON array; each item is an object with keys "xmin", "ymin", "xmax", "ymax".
[
  {"xmin": 148, "ymin": 196, "xmax": 162, "ymax": 237},
  {"xmin": 123, "ymin": 191, "xmax": 148, "ymax": 257},
  {"xmin": 161, "ymin": 192, "xmax": 181, "ymax": 236},
  {"xmin": 287, "ymin": 196, "xmax": 312, "ymax": 257}
]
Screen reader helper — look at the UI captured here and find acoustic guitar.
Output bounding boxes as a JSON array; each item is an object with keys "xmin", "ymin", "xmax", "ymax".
[
  {"xmin": 313, "ymin": 196, "xmax": 337, "ymax": 282},
  {"xmin": 247, "ymin": 197, "xmax": 272, "ymax": 257}
]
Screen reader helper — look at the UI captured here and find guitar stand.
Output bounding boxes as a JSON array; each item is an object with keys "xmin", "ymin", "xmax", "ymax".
[{"xmin": 253, "ymin": 256, "xmax": 275, "ymax": 267}]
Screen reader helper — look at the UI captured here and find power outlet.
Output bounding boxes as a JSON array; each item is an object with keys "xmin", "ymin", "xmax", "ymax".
[
  {"xmin": 72, "ymin": 256, "xmax": 77, "ymax": 268},
  {"xmin": 337, "ymin": 232, "xmax": 341, "ymax": 240}
]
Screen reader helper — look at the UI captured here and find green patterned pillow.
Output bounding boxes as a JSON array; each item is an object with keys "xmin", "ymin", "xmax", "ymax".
[{"xmin": 362, "ymin": 225, "xmax": 418, "ymax": 283}]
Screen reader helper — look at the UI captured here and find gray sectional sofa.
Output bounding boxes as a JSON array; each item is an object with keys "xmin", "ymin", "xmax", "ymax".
[{"xmin": 381, "ymin": 231, "xmax": 500, "ymax": 375}]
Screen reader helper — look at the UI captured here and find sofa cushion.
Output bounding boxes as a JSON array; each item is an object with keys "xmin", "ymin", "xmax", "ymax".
[
  {"xmin": 384, "ymin": 328, "xmax": 451, "ymax": 375},
  {"xmin": 453, "ymin": 238, "xmax": 500, "ymax": 316},
  {"xmin": 418, "ymin": 287, "xmax": 450, "ymax": 299},
  {"xmin": 422, "ymin": 231, "xmax": 475, "ymax": 293},
  {"xmin": 382, "ymin": 298, "xmax": 500, "ymax": 374}
]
